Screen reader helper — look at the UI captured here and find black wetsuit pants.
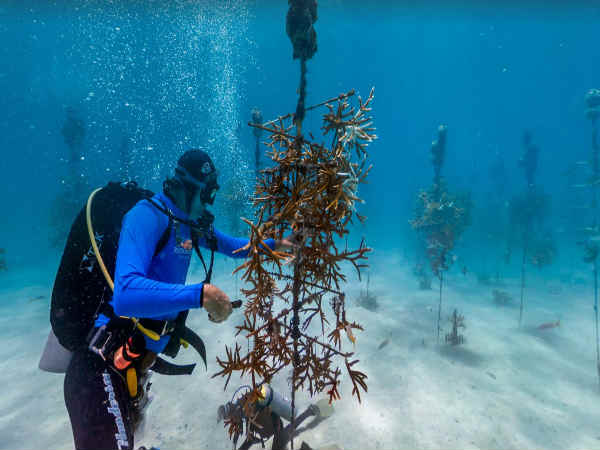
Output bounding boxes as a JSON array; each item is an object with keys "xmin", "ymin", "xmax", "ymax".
[{"xmin": 64, "ymin": 350, "xmax": 135, "ymax": 450}]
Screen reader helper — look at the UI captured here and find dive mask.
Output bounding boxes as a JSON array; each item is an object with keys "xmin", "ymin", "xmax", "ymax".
[{"xmin": 175, "ymin": 164, "xmax": 219, "ymax": 205}]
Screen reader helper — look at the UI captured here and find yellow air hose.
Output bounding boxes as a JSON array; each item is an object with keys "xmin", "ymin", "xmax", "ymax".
[
  {"xmin": 126, "ymin": 367, "xmax": 138, "ymax": 397},
  {"xmin": 86, "ymin": 188, "xmax": 160, "ymax": 341}
]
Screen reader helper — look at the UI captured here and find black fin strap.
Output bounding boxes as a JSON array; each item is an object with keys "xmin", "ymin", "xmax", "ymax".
[
  {"xmin": 152, "ymin": 357, "xmax": 196, "ymax": 376},
  {"xmin": 151, "ymin": 326, "xmax": 206, "ymax": 375},
  {"xmin": 182, "ymin": 326, "xmax": 207, "ymax": 369},
  {"xmin": 161, "ymin": 310, "xmax": 188, "ymax": 359}
]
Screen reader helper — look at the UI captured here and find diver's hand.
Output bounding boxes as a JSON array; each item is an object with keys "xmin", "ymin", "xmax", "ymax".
[
  {"xmin": 202, "ymin": 284, "xmax": 233, "ymax": 323},
  {"xmin": 275, "ymin": 231, "xmax": 306, "ymax": 252}
]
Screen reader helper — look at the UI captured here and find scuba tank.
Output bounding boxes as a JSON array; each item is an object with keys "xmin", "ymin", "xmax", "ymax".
[
  {"xmin": 38, "ymin": 328, "xmax": 73, "ymax": 373},
  {"xmin": 257, "ymin": 383, "xmax": 294, "ymax": 422},
  {"xmin": 218, "ymin": 383, "xmax": 294, "ymax": 423}
]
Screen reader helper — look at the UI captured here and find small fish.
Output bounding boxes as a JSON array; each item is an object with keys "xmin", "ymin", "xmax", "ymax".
[
  {"xmin": 462, "ymin": 266, "xmax": 468, "ymax": 276},
  {"xmin": 538, "ymin": 320, "xmax": 560, "ymax": 330},
  {"xmin": 377, "ymin": 339, "xmax": 389, "ymax": 350},
  {"xmin": 344, "ymin": 324, "xmax": 356, "ymax": 344},
  {"xmin": 28, "ymin": 295, "xmax": 46, "ymax": 303}
]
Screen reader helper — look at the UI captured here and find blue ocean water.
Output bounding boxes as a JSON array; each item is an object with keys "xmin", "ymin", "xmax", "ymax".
[{"xmin": 1, "ymin": 1, "xmax": 600, "ymax": 449}]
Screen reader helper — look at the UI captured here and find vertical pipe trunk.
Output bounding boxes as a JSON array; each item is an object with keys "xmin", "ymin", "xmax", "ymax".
[
  {"xmin": 592, "ymin": 115, "xmax": 600, "ymax": 388},
  {"xmin": 290, "ymin": 253, "xmax": 302, "ymax": 450},
  {"xmin": 594, "ymin": 258, "xmax": 600, "ymax": 389},
  {"xmin": 255, "ymin": 140, "xmax": 260, "ymax": 179},
  {"xmin": 437, "ymin": 271, "xmax": 443, "ymax": 343},
  {"xmin": 519, "ymin": 239, "xmax": 527, "ymax": 327}
]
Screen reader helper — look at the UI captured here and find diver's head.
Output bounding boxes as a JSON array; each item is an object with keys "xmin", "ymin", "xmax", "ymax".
[{"xmin": 164, "ymin": 149, "xmax": 219, "ymax": 221}]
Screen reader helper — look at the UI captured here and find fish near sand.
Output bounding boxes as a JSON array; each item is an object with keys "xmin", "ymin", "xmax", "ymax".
[
  {"xmin": 377, "ymin": 339, "xmax": 389, "ymax": 350},
  {"xmin": 537, "ymin": 320, "xmax": 560, "ymax": 330}
]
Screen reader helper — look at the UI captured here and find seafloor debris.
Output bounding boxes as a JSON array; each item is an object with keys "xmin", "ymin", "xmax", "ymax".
[
  {"xmin": 445, "ymin": 309, "xmax": 465, "ymax": 346},
  {"xmin": 492, "ymin": 289, "xmax": 513, "ymax": 306}
]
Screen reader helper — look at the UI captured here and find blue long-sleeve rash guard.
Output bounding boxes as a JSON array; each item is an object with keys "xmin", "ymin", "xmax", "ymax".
[{"xmin": 95, "ymin": 191, "xmax": 275, "ymax": 353}]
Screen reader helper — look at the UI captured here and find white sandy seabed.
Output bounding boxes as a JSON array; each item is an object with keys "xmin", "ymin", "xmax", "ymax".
[{"xmin": 1, "ymin": 250, "xmax": 600, "ymax": 450}]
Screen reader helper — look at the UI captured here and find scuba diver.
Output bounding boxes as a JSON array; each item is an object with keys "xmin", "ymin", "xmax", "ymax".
[{"xmin": 44, "ymin": 149, "xmax": 296, "ymax": 450}]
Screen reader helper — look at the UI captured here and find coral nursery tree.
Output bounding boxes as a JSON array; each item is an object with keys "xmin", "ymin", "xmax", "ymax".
[
  {"xmin": 49, "ymin": 107, "xmax": 87, "ymax": 247},
  {"xmin": 62, "ymin": 106, "xmax": 87, "ymax": 198},
  {"xmin": 487, "ymin": 153, "xmax": 510, "ymax": 281},
  {"xmin": 213, "ymin": 89, "xmax": 376, "ymax": 448},
  {"xmin": 411, "ymin": 125, "xmax": 471, "ymax": 343},
  {"xmin": 508, "ymin": 131, "xmax": 554, "ymax": 327},
  {"xmin": 580, "ymin": 88, "xmax": 600, "ymax": 387}
]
